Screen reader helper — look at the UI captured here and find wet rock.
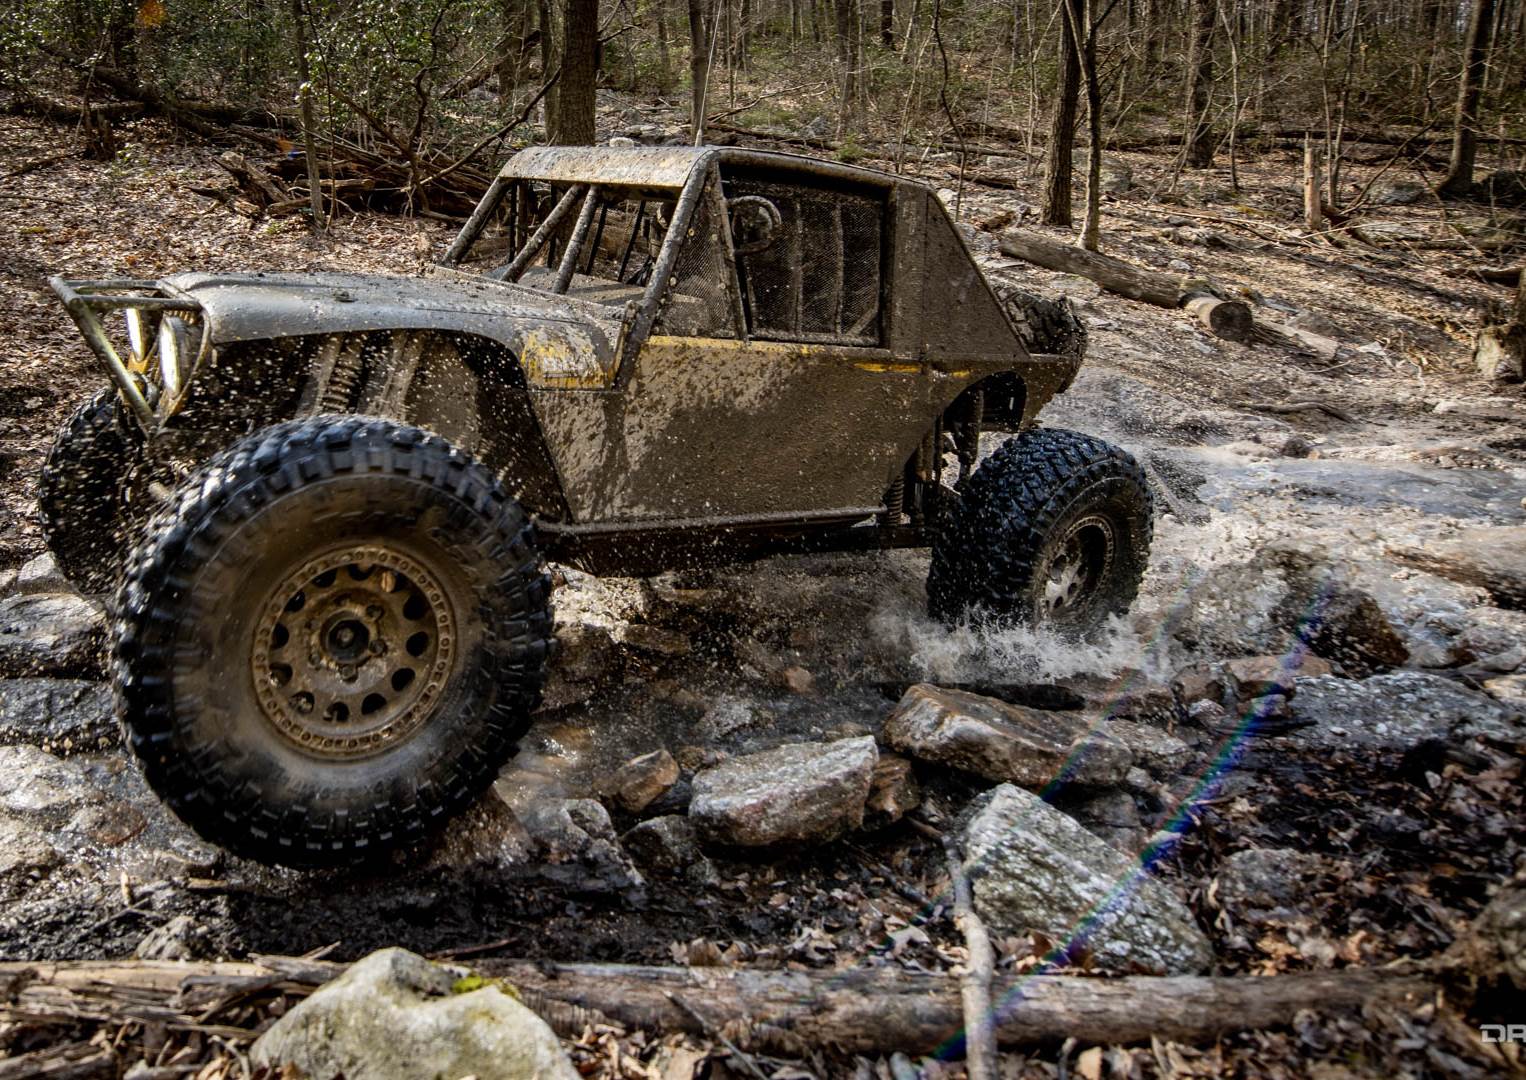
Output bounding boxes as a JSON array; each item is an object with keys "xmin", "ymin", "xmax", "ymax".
[
  {"xmin": 864, "ymin": 753, "xmax": 920, "ymax": 826},
  {"xmin": 960, "ymin": 784, "xmax": 1213, "ymax": 974},
  {"xmin": 1183, "ymin": 698, "xmax": 1229, "ymax": 731},
  {"xmin": 1389, "ymin": 527, "xmax": 1526, "ymax": 611},
  {"xmin": 13, "ymin": 553, "xmax": 71, "ymax": 596},
  {"xmin": 622, "ymin": 815, "xmax": 717, "ymax": 886},
  {"xmin": 134, "ymin": 914, "xmax": 211, "ymax": 960},
  {"xmin": 698, "ymin": 695, "xmax": 769, "ymax": 740},
  {"xmin": 1098, "ymin": 720, "xmax": 1191, "ymax": 780},
  {"xmin": 885, "ymin": 684, "xmax": 1131, "ymax": 788},
  {"xmin": 690, "ymin": 736, "xmax": 877, "ymax": 847},
  {"xmin": 0, "ymin": 678, "xmax": 116, "ymax": 752},
  {"xmin": 1215, "ymin": 848, "xmax": 1328, "ymax": 926},
  {"xmin": 1484, "ymin": 674, "xmax": 1526, "ymax": 711},
  {"xmin": 1295, "ymin": 585, "xmax": 1410, "ymax": 675},
  {"xmin": 614, "ymin": 623, "xmax": 691, "ymax": 658},
  {"xmin": 0, "ymin": 745, "xmax": 98, "ymax": 822},
  {"xmin": 551, "ymin": 622, "xmax": 620, "ymax": 684},
  {"xmin": 67, "ymin": 800, "xmax": 148, "ymax": 847},
  {"xmin": 0, "ymin": 594, "xmax": 105, "ymax": 677},
  {"xmin": 1224, "ymin": 653, "xmax": 1333, "ymax": 699},
  {"xmin": 610, "ymin": 749, "xmax": 680, "ymax": 814},
  {"xmin": 498, "ymin": 793, "xmax": 645, "ymax": 897},
  {"xmin": 1065, "ymin": 789, "xmax": 1145, "ymax": 853},
  {"xmin": 1172, "ymin": 663, "xmax": 1232, "ymax": 710},
  {"xmin": 0, "ymin": 814, "xmax": 61, "ymax": 898},
  {"xmin": 781, "ymin": 665, "xmax": 816, "ymax": 695},
  {"xmin": 1286, "ymin": 672, "xmax": 1524, "ymax": 753},
  {"xmin": 251, "ymin": 947, "xmax": 578, "ymax": 1080}
]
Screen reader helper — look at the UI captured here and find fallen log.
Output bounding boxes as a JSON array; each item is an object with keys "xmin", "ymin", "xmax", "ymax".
[
  {"xmin": 484, "ymin": 961, "xmax": 1441, "ymax": 1054},
  {"xmin": 0, "ymin": 957, "xmax": 1437, "ymax": 1055},
  {"xmin": 997, "ymin": 231, "xmax": 1254, "ymax": 342}
]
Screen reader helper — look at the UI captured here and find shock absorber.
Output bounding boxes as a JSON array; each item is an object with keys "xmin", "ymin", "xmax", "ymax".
[
  {"xmin": 319, "ymin": 337, "xmax": 366, "ymax": 413},
  {"xmin": 957, "ymin": 389, "xmax": 984, "ymax": 485},
  {"xmin": 879, "ymin": 476, "xmax": 905, "ymax": 527}
]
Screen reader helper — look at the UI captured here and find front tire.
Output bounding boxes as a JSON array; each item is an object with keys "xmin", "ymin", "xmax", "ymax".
[
  {"xmin": 927, "ymin": 428, "xmax": 1153, "ymax": 632},
  {"xmin": 114, "ymin": 415, "xmax": 554, "ymax": 866}
]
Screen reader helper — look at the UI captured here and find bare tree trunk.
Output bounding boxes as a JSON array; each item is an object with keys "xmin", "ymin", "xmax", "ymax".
[
  {"xmin": 497, "ymin": 0, "xmax": 536, "ymax": 94},
  {"xmin": 835, "ymin": 0, "xmax": 859, "ymax": 124},
  {"xmin": 290, "ymin": 0, "xmax": 324, "ymax": 230},
  {"xmin": 106, "ymin": 0, "xmax": 137, "ymax": 76},
  {"xmin": 549, "ymin": 0, "xmax": 597, "ymax": 144},
  {"xmin": 1075, "ymin": 0, "xmax": 1103, "ymax": 250},
  {"xmin": 882, "ymin": 0, "xmax": 896, "ymax": 45},
  {"xmin": 1303, "ymin": 134, "xmax": 1323, "ymax": 232},
  {"xmin": 688, "ymin": 0, "xmax": 713, "ymax": 141},
  {"xmin": 1438, "ymin": 0, "xmax": 1497, "ymax": 196},
  {"xmin": 655, "ymin": 0, "xmax": 672, "ymax": 89},
  {"xmin": 1041, "ymin": 0, "xmax": 1082, "ymax": 226},
  {"xmin": 1182, "ymin": 0, "xmax": 1215, "ymax": 168}
]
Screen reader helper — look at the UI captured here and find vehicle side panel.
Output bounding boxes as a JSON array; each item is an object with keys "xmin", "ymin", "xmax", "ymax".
[{"xmin": 529, "ymin": 336, "xmax": 976, "ymax": 521}]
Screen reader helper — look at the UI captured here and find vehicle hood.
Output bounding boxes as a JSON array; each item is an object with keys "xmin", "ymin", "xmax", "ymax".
[{"xmin": 161, "ymin": 271, "xmax": 623, "ymax": 378}]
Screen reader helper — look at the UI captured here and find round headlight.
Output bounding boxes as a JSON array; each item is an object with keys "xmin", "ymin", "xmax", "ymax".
[
  {"xmin": 123, "ymin": 308, "xmax": 151, "ymax": 363},
  {"xmin": 158, "ymin": 316, "xmax": 194, "ymax": 398}
]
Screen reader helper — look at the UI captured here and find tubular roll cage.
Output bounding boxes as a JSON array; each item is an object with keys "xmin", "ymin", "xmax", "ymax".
[{"xmin": 48, "ymin": 277, "xmax": 209, "ymax": 431}]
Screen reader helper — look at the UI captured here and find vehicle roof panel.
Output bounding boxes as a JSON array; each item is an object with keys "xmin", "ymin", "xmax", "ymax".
[{"xmin": 500, "ymin": 146, "xmax": 709, "ymax": 189}]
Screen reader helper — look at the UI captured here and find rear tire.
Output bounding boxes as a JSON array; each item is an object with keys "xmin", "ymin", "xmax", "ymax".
[
  {"xmin": 38, "ymin": 388, "xmax": 145, "ymax": 595},
  {"xmin": 927, "ymin": 428, "xmax": 1153, "ymax": 632},
  {"xmin": 114, "ymin": 415, "xmax": 554, "ymax": 866}
]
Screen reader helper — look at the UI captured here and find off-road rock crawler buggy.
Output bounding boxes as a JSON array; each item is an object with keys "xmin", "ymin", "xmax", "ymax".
[{"xmin": 41, "ymin": 146, "xmax": 1152, "ymax": 866}]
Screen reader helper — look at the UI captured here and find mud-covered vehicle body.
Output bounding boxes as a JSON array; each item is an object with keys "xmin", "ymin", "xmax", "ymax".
[{"xmin": 43, "ymin": 146, "xmax": 1151, "ymax": 864}]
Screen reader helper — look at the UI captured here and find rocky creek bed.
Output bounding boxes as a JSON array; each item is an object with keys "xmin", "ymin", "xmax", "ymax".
[{"xmin": 2, "ymin": 111, "xmax": 1525, "ymax": 1077}]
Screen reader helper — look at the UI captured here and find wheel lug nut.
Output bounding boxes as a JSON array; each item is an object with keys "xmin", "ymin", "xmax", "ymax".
[
  {"xmin": 368, "ymin": 639, "xmax": 386, "ymax": 655},
  {"xmin": 309, "ymin": 650, "xmax": 323, "ymax": 666},
  {"xmin": 339, "ymin": 664, "xmax": 357, "ymax": 681},
  {"xmin": 366, "ymin": 605, "xmax": 383, "ymax": 619}
]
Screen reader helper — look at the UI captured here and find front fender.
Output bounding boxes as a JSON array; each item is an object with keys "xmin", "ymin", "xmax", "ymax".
[{"xmin": 164, "ymin": 270, "xmax": 623, "ymax": 388}]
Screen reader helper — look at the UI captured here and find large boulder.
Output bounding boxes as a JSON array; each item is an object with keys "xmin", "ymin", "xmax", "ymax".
[
  {"xmin": 1286, "ymin": 671, "xmax": 1524, "ymax": 752},
  {"xmin": 885, "ymin": 684, "xmax": 1130, "ymax": 788},
  {"xmin": 1389, "ymin": 527, "xmax": 1526, "ymax": 611},
  {"xmin": 690, "ymin": 736, "xmax": 877, "ymax": 846},
  {"xmin": 0, "ymin": 678, "xmax": 116, "ymax": 752},
  {"xmin": 251, "ymin": 947, "xmax": 578, "ymax": 1080},
  {"xmin": 0, "ymin": 594, "xmax": 105, "ymax": 677},
  {"xmin": 960, "ymin": 785, "xmax": 1212, "ymax": 974}
]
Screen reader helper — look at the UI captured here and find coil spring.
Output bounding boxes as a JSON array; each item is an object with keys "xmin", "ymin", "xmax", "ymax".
[{"xmin": 319, "ymin": 339, "xmax": 364, "ymax": 412}]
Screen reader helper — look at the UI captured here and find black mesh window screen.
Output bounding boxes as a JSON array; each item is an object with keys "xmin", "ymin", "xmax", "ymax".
[
  {"xmin": 724, "ymin": 178, "xmax": 884, "ymax": 347},
  {"xmin": 653, "ymin": 178, "xmax": 738, "ymax": 339}
]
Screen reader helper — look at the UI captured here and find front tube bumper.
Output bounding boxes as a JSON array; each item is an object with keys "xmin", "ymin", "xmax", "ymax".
[{"xmin": 48, "ymin": 277, "xmax": 205, "ymax": 431}]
